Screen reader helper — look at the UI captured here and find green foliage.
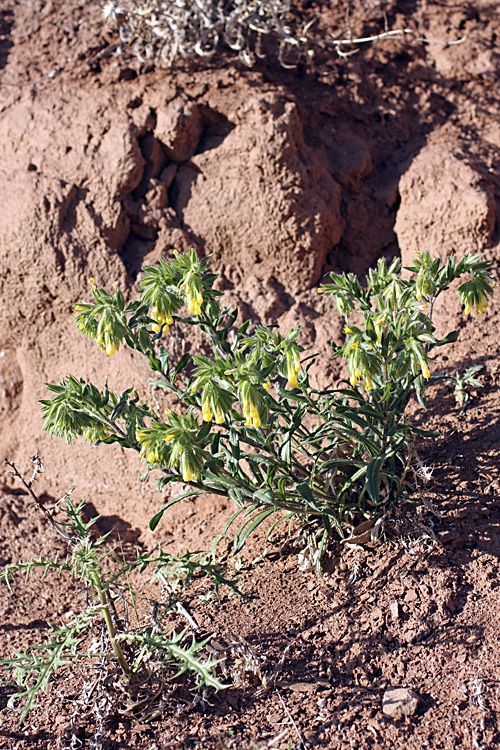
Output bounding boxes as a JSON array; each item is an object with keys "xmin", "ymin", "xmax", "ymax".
[
  {"xmin": 431, "ymin": 365, "xmax": 484, "ymax": 411},
  {"xmin": 0, "ymin": 490, "xmax": 233, "ymax": 723},
  {"xmin": 40, "ymin": 249, "xmax": 495, "ymax": 557}
]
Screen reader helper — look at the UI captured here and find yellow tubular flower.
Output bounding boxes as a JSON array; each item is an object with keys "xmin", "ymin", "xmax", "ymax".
[
  {"xmin": 288, "ymin": 370, "xmax": 299, "ymax": 388},
  {"xmin": 464, "ymin": 299, "xmax": 472, "ymax": 316},
  {"xmin": 250, "ymin": 398, "xmax": 261, "ymax": 426},
  {"xmin": 188, "ymin": 299, "xmax": 202, "ymax": 316},
  {"xmin": 191, "ymin": 378, "xmax": 200, "ymax": 393},
  {"xmin": 364, "ymin": 373, "xmax": 373, "ymax": 390},
  {"xmin": 152, "ymin": 307, "xmax": 174, "ymax": 332},
  {"xmin": 344, "ymin": 326, "xmax": 353, "ymax": 334},
  {"xmin": 106, "ymin": 341, "xmax": 117, "ymax": 355},
  {"xmin": 420, "ymin": 359, "xmax": 431, "ymax": 379},
  {"xmin": 183, "ymin": 279, "xmax": 203, "ymax": 316},
  {"xmin": 241, "ymin": 391, "xmax": 262, "ymax": 426},
  {"xmin": 214, "ymin": 406, "xmax": 224, "ymax": 425},
  {"xmin": 263, "ymin": 378, "xmax": 272, "ymax": 391},
  {"xmin": 183, "ymin": 465, "xmax": 196, "ymax": 482},
  {"xmin": 202, "ymin": 396, "xmax": 212, "ymax": 423},
  {"xmin": 74, "ymin": 304, "xmax": 86, "ymax": 312},
  {"xmin": 350, "ymin": 369, "xmax": 361, "ymax": 387},
  {"xmin": 476, "ymin": 294, "xmax": 488, "ymax": 315}
]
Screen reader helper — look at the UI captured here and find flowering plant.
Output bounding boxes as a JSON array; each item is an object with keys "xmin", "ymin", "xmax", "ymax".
[{"xmin": 41, "ymin": 249, "xmax": 495, "ymax": 561}]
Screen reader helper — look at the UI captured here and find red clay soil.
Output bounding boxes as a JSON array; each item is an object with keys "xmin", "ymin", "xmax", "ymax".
[{"xmin": 1, "ymin": 1, "xmax": 500, "ymax": 748}]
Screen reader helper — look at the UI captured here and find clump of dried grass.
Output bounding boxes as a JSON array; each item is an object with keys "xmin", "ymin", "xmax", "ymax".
[
  {"xmin": 102, "ymin": 0, "xmax": 466, "ymax": 71},
  {"xmin": 102, "ymin": 0, "xmax": 313, "ymax": 69}
]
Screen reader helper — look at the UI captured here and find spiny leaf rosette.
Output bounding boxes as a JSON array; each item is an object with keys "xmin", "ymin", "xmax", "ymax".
[
  {"xmin": 41, "ymin": 249, "xmax": 495, "ymax": 558},
  {"xmin": 0, "ymin": 494, "xmax": 230, "ymax": 724}
]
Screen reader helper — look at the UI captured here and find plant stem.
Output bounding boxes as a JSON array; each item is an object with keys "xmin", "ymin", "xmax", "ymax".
[
  {"xmin": 380, "ymin": 360, "xmax": 391, "ymax": 454},
  {"xmin": 80, "ymin": 406, "xmax": 132, "ymax": 444},
  {"xmin": 90, "ymin": 569, "xmax": 132, "ymax": 681}
]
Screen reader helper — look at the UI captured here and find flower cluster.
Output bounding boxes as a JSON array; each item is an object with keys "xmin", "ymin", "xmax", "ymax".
[
  {"xmin": 82, "ymin": 423, "xmax": 111, "ymax": 444},
  {"xmin": 190, "ymin": 356, "xmax": 234, "ymax": 426},
  {"xmin": 408, "ymin": 250, "xmax": 495, "ymax": 318},
  {"xmin": 140, "ymin": 257, "xmax": 184, "ymax": 333},
  {"xmin": 150, "ymin": 307, "xmax": 174, "ymax": 333},
  {"xmin": 412, "ymin": 250, "xmax": 438, "ymax": 302},
  {"xmin": 201, "ymin": 390, "xmax": 225, "ymax": 425},
  {"xmin": 459, "ymin": 278, "xmax": 494, "ymax": 315},
  {"xmin": 137, "ymin": 426, "xmax": 173, "ymax": 466},
  {"xmin": 74, "ymin": 280, "xmax": 128, "ymax": 356},
  {"xmin": 323, "ymin": 256, "xmax": 448, "ymax": 392},
  {"xmin": 173, "ymin": 248, "xmax": 209, "ymax": 317},
  {"xmin": 180, "ymin": 275, "xmax": 204, "ymax": 316},
  {"xmin": 137, "ymin": 413, "xmax": 206, "ymax": 483},
  {"xmin": 241, "ymin": 387, "xmax": 262, "ymax": 428},
  {"xmin": 344, "ymin": 331, "xmax": 378, "ymax": 390},
  {"xmin": 284, "ymin": 343, "xmax": 302, "ymax": 388}
]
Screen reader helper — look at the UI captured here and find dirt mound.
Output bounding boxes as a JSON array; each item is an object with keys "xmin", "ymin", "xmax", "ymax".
[{"xmin": 395, "ymin": 129, "xmax": 497, "ymax": 262}]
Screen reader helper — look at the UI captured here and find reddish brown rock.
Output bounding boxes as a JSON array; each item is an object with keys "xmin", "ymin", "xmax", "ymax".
[
  {"xmin": 395, "ymin": 134, "xmax": 496, "ymax": 264},
  {"xmin": 382, "ymin": 687, "xmax": 419, "ymax": 720}
]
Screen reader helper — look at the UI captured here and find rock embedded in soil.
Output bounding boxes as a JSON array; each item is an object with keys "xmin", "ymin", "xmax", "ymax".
[
  {"xmin": 395, "ymin": 134, "xmax": 496, "ymax": 264},
  {"xmin": 382, "ymin": 687, "xmax": 419, "ymax": 720},
  {"xmin": 177, "ymin": 91, "xmax": 344, "ymax": 293},
  {"xmin": 155, "ymin": 97, "xmax": 203, "ymax": 162},
  {"xmin": 390, "ymin": 601, "xmax": 402, "ymax": 620}
]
